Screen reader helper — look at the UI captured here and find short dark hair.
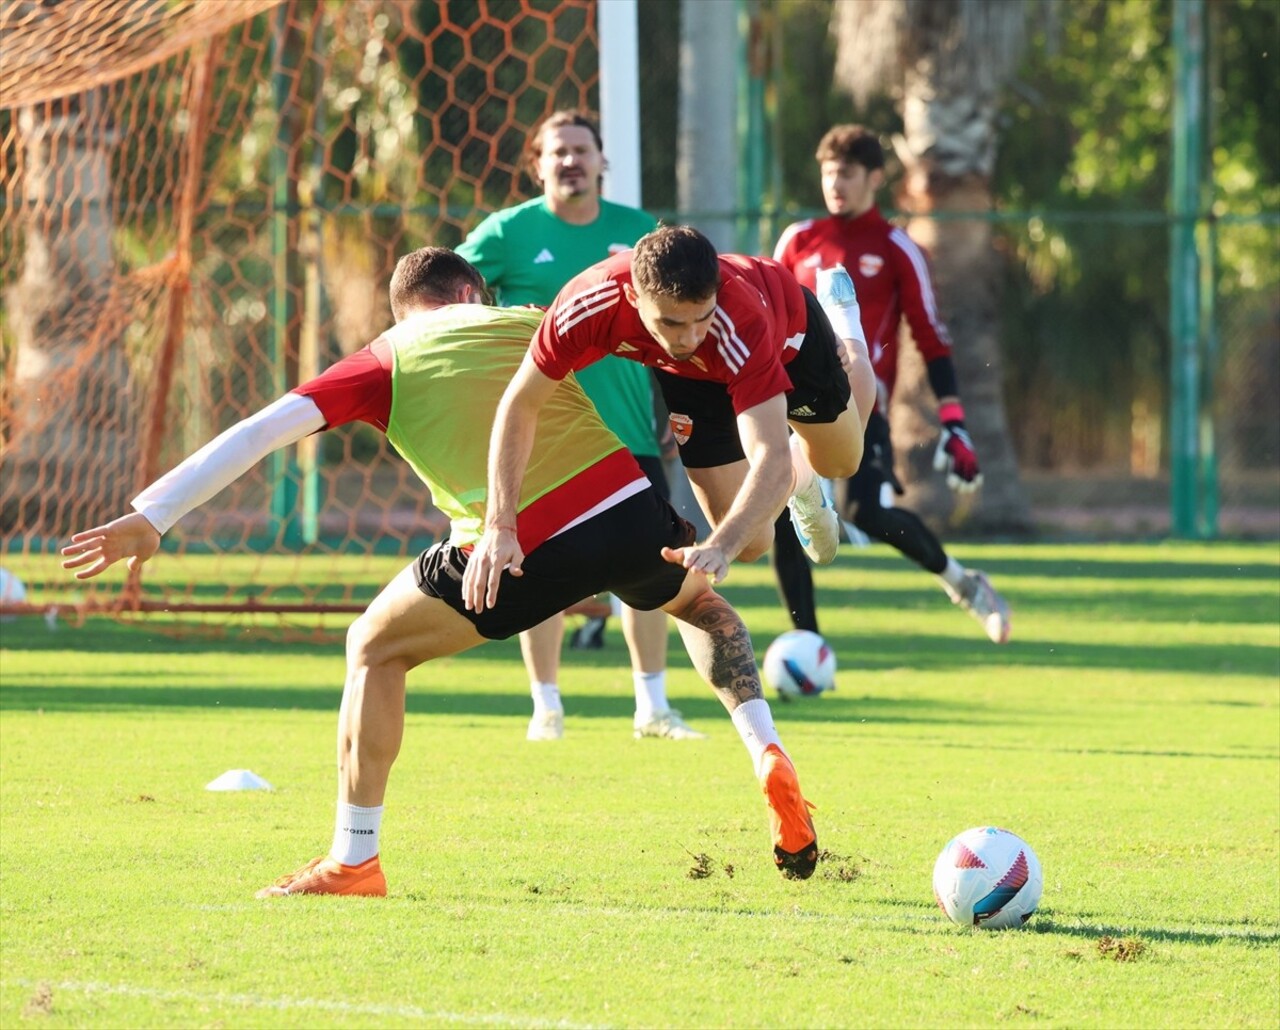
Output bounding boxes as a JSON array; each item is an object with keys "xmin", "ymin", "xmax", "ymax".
[
  {"xmin": 631, "ymin": 225, "xmax": 721, "ymax": 302},
  {"xmin": 815, "ymin": 124, "xmax": 885, "ymax": 171},
  {"xmin": 525, "ymin": 108, "xmax": 604, "ymax": 184},
  {"xmin": 389, "ymin": 247, "xmax": 486, "ymax": 320}
]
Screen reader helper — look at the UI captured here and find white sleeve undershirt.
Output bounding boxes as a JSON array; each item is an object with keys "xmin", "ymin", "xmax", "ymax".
[{"xmin": 131, "ymin": 393, "xmax": 326, "ymax": 536}]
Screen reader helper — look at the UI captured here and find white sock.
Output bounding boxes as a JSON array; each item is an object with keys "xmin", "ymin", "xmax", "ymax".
[
  {"xmin": 531, "ymin": 681, "xmax": 562, "ymax": 715},
  {"xmin": 937, "ymin": 556, "xmax": 966, "ymax": 591},
  {"xmin": 788, "ymin": 436, "xmax": 817, "ymax": 498},
  {"xmin": 633, "ymin": 670, "xmax": 668, "ymax": 724},
  {"xmin": 730, "ymin": 698, "xmax": 785, "ymax": 777},
  {"xmin": 330, "ymin": 802, "xmax": 382, "ymax": 866}
]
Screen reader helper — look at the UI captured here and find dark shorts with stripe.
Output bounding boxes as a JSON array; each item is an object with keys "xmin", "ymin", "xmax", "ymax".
[
  {"xmin": 653, "ymin": 287, "xmax": 851, "ymax": 469},
  {"xmin": 413, "ymin": 486, "xmax": 695, "ymax": 640}
]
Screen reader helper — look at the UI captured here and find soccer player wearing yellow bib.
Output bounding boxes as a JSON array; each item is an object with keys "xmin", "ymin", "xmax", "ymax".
[
  {"xmin": 61, "ymin": 248, "xmax": 820, "ymax": 893},
  {"xmin": 457, "ymin": 110, "xmax": 703, "ymax": 742}
]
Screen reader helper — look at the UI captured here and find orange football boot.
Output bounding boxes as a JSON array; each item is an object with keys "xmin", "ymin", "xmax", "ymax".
[
  {"xmin": 760, "ymin": 744, "xmax": 818, "ymax": 879},
  {"xmin": 255, "ymin": 855, "xmax": 387, "ymax": 897}
]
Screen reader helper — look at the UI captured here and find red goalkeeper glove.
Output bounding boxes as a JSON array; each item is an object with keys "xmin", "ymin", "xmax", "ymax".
[{"xmin": 932, "ymin": 403, "xmax": 983, "ymax": 493}]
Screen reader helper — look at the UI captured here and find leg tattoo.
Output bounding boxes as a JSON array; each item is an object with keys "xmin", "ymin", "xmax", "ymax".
[{"xmin": 673, "ymin": 590, "xmax": 763, "ymax": 710}]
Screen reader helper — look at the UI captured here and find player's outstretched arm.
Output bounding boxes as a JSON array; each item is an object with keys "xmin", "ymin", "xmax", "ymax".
[
  {"xmin": 61, "ymin": 512, "xmax": 162, "ymax": 579},
  {"xmin": 463, "ymin": 354, "xmax": 559, "ymax": 613},
  {"xmin": 60, "ymin": 393, "xmax": 326, "ymax": 579}
]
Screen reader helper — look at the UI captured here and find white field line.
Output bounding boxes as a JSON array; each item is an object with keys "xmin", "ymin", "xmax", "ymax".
[{"xmin": 9, "ymin": 979, "xmax": 599, "ymax": 1029}]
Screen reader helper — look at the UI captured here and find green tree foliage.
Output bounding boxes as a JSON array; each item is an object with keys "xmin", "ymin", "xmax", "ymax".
[
  {"xmin": 770, "ymin": 0, "xmax": 898, "ymax": 220},
  {"xmin": 995, "ymin": 0, "xmax": 1277, "ymax": 473}
]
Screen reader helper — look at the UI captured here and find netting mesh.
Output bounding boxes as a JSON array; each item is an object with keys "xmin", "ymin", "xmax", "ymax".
[
  {"xmin": 0, "ymin": 0, "xmax": 288, "ymax": 108},
  {"xmin": 1, "ymin": 0, "xmax": 598, "ymax": 628}
]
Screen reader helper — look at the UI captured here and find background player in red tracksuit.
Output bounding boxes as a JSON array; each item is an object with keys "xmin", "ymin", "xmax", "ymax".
[{"xmin": 771, "ymin": 124, "xmax": 1012, "ymax": 644}]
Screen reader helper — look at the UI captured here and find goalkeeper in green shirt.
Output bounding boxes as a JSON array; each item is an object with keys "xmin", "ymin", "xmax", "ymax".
[{"xmin": 457, "ymin": 109, "xmax": 703, "ymax": 743}]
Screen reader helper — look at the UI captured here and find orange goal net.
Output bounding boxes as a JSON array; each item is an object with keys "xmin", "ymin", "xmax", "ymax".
[{"xmin": 0, "ymin": 0, "xmax": 600, "ymax": 630}]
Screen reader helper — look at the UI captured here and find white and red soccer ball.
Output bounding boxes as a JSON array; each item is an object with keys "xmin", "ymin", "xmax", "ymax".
[
  {"xmin": 933, "ymin": 826, "xmax": 1042, "ymax": 929},
  {"xmin": 762, "ymin": 630, "xmax": 836, "ymax": 698}
]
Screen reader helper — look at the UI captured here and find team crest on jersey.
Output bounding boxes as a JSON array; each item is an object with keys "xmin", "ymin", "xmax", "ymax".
[
  {"xmin": 607, "ymin": 243, "xmax": 632, "ymax": 256},
  {"xmin": 859, "ymin": 254, "xmax": 884, "ymax": 277},
  {"xmin": 669, "ymin": 412, "xmax": 693, "ymax": 446}
]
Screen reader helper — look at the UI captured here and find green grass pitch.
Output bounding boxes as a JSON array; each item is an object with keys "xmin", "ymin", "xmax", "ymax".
[{"xmin": 1, "ymin": 541, "xmax": 1277, "ymax": 1027}]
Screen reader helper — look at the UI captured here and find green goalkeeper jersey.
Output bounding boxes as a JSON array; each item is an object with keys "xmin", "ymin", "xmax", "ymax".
[
  {"xmin": 456, "ymin": 196, "xmax": 660, "ymax": 457},
  {"xmin": 383, "ymin": 304, "xmax": 624, "ymax": 549}
]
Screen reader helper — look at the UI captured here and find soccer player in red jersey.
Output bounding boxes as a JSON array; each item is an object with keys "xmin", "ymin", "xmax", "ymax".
[
  {"xmin": 465, "ymin": 225, "xmax": 877, "ymax": 609},
  {"xmin": 61, "ymin": 248, "xmax": 821, "ymax": 890},
  {"xmin": 771, "ymin": 125, "xmax": 1011, "ymax": 643}
]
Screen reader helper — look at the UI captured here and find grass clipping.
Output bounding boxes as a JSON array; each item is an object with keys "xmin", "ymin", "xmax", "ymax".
[{"xmin": 1097, "ymin": 935, "xmax": 1148, "ymax": 962}]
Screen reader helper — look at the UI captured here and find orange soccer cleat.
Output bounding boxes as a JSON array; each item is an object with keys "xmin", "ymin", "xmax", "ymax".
[
  {"xmin": 760, "ymin": 744, "xmax": 818, "ymax": 880},
  {"xmin": 255, "ymin": 854, "xmax": 387, "ymax": 898}
]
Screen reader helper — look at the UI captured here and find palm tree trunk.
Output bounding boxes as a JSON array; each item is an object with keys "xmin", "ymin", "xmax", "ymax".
[
  {"xmin": 892, "ymin": 167, "xmax": 1032, "ymax": 533},
  {"xmin": 830, "ymin": 0, "xmax": 1034, "ymax": 534}
]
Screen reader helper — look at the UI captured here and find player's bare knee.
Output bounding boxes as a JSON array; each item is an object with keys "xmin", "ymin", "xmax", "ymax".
[
  {"xmin": 345, "ymin": 611, "xmax": 400, "ymax": 672},
  {"xmin": 346, "ymin": 613, "xmax": 374, "ymax": 664},
  {"xmin": 813, "ymin": 450, "xmax": 860, "ymax": 480}
]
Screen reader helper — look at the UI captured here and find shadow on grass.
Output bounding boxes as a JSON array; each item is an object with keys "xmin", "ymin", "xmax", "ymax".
[
  {"xmin": 0, "ymin": 681, "xmax": 989, "ymax": 725},
  {"xmin": 1031, "ymin": 916, "xmax": 1280, "ymax": 947},
  {"xmin": 723, "ymin": 580, "xmax": 1280, "ymax": 627},
  {"xmin": 819, "ymin": 897, "xmax": 1280, "ymax": 946},
  {"xmin": 821, "ymin": 551, "xmax": 1280, "ymax": 583}
]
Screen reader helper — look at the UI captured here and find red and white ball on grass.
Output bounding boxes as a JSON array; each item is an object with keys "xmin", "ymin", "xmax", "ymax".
[
  {"xmin": 762, "ymin": 630, "xmax": 836, "ymax": 699},
  {"xmin": 933, "ymin": 826, "xmax": 1043, "ymax": 929}
]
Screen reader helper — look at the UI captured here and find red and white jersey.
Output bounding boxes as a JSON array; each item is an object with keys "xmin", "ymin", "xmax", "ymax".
[
  {"xmin": 530, "ymin": 251, "xmax": 808, "ymax": 415},
  {"xmin": 773, "ymin": 206, "xmax": 952, "ymax": 403}
]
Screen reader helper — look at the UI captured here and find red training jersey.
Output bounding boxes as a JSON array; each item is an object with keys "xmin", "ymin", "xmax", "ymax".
[
  {"xmin": 773, "ymin": 206, "xmax": 952, "ymax": 403},
  {"xmin": 530, "ymin": 251, "xmax": 808, "ymax": 415}
]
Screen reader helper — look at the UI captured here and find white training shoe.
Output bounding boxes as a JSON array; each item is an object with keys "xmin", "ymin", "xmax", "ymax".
[
  {"xmin": 787, "ymin": 475, "xmax": 839, "ymax": 565},
  {"xmin": 526, "ymin": 709, "xmax": 565, "ymax": 741},
  {"xmin": 946, "ymin": 570, "xmax": 1012, "ymax": 644},
  {"xmin": 816, "ymin": 263, "xmax": 858, "ymax": 309},
  {"xmin": 633, "ymin": 709, "xmax": 707, "ymax": 740}
]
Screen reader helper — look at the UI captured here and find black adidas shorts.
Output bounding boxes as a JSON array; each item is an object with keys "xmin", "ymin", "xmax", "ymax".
[
  {"xmin": 654, "ymin": 287, "xmax": 851, "ymax": 469},
  {"xmin": 413, "ymin": 486, "xmax": 696, "ymax": 640}
]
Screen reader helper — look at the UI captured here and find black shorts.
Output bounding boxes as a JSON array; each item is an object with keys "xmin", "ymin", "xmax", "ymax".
[
  {"xmin": 413, "ymin": 486, "xmax": 696, "ymax": 639},
  {"xmin": 654, "ymin": 287, "xmax": 852, "ymax": 468}
]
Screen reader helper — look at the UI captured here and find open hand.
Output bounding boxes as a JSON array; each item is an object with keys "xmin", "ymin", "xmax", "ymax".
[
  {"xmin": 61, "ymin": 512, "xmax": 161, "ymax": 580},
  {"xmin": 661, "ymin": 542, "xmax": 729, "ymax": 585}
]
